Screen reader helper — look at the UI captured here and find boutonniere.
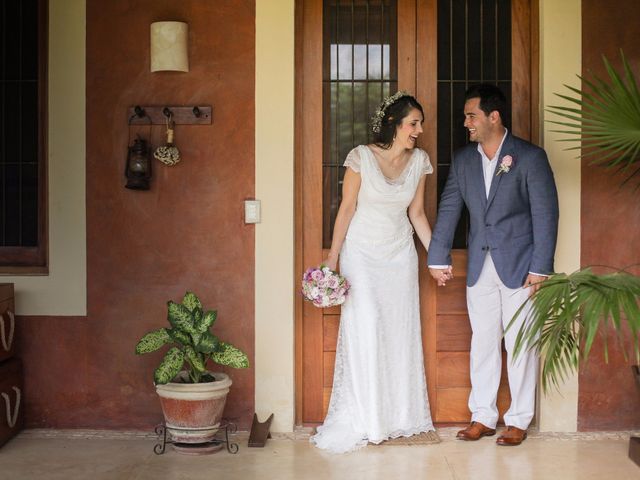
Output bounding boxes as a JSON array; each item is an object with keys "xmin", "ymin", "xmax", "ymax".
[{"xmin": 496, "ymin": 155, "xmax": 514, "ymax": 176}]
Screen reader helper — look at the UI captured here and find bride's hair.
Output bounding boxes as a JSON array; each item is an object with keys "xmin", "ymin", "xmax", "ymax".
[{"xmin": 373, "ymin": 95, "xmax": 424, "ymax": 149}]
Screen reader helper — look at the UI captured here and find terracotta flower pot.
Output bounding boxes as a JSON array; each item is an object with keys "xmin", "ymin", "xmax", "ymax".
[{"xmin": 155, "ymin": 371, "xmax": 231, "ymax": 444}]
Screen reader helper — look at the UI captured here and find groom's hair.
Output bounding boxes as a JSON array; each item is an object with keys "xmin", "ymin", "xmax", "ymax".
[{"xmin": 465, "ymin": 84, "xmax": 508, "ymax": 127}]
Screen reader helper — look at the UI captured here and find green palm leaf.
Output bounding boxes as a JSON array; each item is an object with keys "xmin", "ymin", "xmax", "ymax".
[
  {"xmin": 546, "ymin": 50, "xmax": 640, "ymax": 186},
  {"xmin": 508, "ymin": 268, "xmax": 640, "ymax": 392}
]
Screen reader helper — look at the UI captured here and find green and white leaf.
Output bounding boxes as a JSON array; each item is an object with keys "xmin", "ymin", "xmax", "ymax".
[
  {"xmin": 194, "ymin": 307, "xmax": 204, "ymax": 328},
  {"xmin": 184, "ymin": 345, "xmax": 206, "ymax": 373},
  {"xmin": 182, "ymin": 291, "xmax": 202, "ymax": 313},
  {"xmin": 167, "ymin": 328, "xmax": 191, "ymax": 346},
  {"xmin": 211, "ymin": 342, "xmax": 250, "ymax": 369},
  {"xmin": 138, "ymin": 292, "xmax": 251, "ymax": 383},
  {"xmin": 154, "ymin": 347, "xmax": 185, "ymax": 385},
  {"xmin": 135, "ymin": 328, "xmax": 171, "ymax": 354},
  {"xmin": 196, "ymin": 310, "xmax": 217, "ymax": 333},
  {"xmin": 167, "ymin": 301, "xmax": 196, "ymax": 334},
  {"xmin": 196, "ymin": 331, "xmax": 220, "ymax": 353}
]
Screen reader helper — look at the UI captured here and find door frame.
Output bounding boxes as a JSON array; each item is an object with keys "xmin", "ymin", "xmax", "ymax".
[{"xmin": 294, "ymin": 0, "xmax": 539, "ymax": 426}]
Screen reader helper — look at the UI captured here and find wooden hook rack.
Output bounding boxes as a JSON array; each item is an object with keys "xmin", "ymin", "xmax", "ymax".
[{"xmin": 127, "ymin": 105, "xmax": 212, "ymax": 125}]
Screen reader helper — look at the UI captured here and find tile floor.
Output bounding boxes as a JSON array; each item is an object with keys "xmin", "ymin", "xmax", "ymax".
[{"xmin": 0, "ymin": 428, "xmax": 638, "ymax": 480}]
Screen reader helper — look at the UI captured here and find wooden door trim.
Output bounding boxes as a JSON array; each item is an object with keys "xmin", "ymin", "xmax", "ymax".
[
  {"xmin": 294, "ymin": 0, "xmax": 304, "ymax": 426},
  {"xmin": 294, "ymin": 0, "xmax": 539, "ymax": 426},
  {"xmin": 295, "ymin": 0, "xmax": 325, "ymax": 424},
  {"xmin": 416, "ymin": 0, "xmax": 439, "ymax": 423},
  {"xmin": 398, "ymin": 0, "xmax": 417, "ymax": 93},
  {"xmin": 512, "ymin": 0, "xmax": 539, "ymax": 143}
]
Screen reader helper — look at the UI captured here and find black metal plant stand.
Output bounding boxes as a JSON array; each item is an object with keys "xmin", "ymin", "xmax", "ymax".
[{"xmin": 153, "ymin": 421, "xmax": 239, "ymax": 455}]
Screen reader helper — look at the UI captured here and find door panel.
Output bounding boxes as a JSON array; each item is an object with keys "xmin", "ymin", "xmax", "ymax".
[
  {"xmin": 437, "ymin": 387, "xmax": 511, "ymax": 422},
  {"xmin": 296, "ymin": 0, "xmax": 536, "ymax": 425}
]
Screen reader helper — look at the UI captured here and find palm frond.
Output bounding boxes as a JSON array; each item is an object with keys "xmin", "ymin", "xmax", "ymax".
[
  {"xmin": 508, "ymin": 268, "xmax": 640, "ymax": 392},
  {"xmin": 546, "ymin": 50, "xmax": 640, "ymax": 186}
]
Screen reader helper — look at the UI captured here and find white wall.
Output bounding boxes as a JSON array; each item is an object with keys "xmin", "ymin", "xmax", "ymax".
[
  {"xmin": 255, "ymin": 0, "xmax": 296, "ymax": 432},
  {"xmin": 2, "ymin": 0, "xmax": 87, "ymax": 316},
  {"xmin": 537, "ymin": 0, "xmax": 581, "ymax": 432}
]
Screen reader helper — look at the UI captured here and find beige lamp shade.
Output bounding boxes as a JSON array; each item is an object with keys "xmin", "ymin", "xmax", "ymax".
[{"xmin": 150, "ymin": 21, "xmax": 189, "ymax": 72}]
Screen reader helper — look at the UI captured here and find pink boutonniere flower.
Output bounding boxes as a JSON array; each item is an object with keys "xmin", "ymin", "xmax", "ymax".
[{"xmin": 496, "ymin": 155, "xmax": 514, "ymax": 176}]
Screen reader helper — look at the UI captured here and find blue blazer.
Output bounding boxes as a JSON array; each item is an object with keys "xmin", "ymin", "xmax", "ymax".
[{"xmin": 427, "ymin": 133, "xmax": 559, "ymax": 289}]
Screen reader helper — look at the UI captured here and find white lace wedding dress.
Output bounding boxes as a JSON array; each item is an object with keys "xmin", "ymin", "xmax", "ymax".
[{"xmin": 311, "ymin": 145, "xmax": 435, "ymax": 454}]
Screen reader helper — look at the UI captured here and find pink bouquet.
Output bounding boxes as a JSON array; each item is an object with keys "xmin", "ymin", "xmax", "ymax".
[{"xmin": 301, "ymin": 265, "xmax": 350, "ymax": 308}]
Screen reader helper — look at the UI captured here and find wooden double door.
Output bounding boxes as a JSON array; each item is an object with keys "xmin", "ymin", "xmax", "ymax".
[{"xmin": 295, "ymin": 0, "xmax": 537, "ymax": 425}]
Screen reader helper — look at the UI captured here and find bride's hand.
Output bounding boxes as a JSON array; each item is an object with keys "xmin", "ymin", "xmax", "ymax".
[{"xmin": 323, "ymin": 256, "xmax": 338, "ymax": 272}]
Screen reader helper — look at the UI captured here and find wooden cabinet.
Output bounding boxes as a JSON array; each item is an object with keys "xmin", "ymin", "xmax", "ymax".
[
  {"xmin": 0, "ymin": 284, "xmax": 15, "ymax": 363},
  {"xmin": 0, "ymin": 284, "xmax": 21, "ymax": 448},
  {"xmin": 0, "ymin": 358, "xmax": 23, "ymax": 447}
]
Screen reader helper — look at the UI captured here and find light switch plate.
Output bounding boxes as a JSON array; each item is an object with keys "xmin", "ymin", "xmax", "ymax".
[{"xmin": 244, "ymin": 200, "xmax": 261, "ymax": 224}]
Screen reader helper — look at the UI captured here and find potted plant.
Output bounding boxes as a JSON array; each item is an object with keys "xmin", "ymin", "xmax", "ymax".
[
  {"xmin": 510, "ymin": 50, "xmax": 640, "ymax": 390},
  {"xmin": 511, "ymin": 268, "xmax": 640, "ymax": 391},
  {"xmin": 135, "ymin": 291, "xmax": 249, "ymax": 444},
  {"xmin": 509, "ymin": 50, "xmax": 640, "ymax": 464}
]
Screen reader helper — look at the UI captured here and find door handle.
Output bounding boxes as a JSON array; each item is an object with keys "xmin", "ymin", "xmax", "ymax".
[
  {"xmin": 0, "ymin": 310, "xmax": 15, "ymax": 352},
  {"xmin": 1, "ymin": 386, "xmax": 21, "ymax": 428}
]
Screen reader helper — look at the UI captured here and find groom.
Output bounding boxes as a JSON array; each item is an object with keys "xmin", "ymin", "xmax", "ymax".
[{"xmin": 428, "ymin": 84, "xmax": 559, "ymax": 446}]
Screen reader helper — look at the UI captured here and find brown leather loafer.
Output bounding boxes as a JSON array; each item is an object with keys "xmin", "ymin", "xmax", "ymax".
[
  {"xmin": 496, "ymin": 426, "xmax": 527, "ymax": 446},
  {"xmin": 456, "ymin": 421, "xmax": 496, "ymax": 441}
]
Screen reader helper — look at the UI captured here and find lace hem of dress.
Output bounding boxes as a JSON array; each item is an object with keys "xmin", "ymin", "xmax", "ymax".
[{"xmin": 310, "ymin": 423, "xmax": 436, "ymax": 454}]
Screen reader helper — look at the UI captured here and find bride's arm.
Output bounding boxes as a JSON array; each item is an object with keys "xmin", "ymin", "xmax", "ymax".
[
  {"xmin": 408, "ymin": 175, "xmax": 432, "ymax": 252},
  {"xmin": 323, "ymin": 168, "xmax": 361, "ymax": 271}
]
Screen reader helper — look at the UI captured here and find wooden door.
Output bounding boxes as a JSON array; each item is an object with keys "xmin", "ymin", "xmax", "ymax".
[{"xmin": 295, "ymin": 0, "xmax": 537, "ymax": 425}]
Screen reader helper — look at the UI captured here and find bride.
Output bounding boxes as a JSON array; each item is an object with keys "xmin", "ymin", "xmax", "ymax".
[{"xmin": 311, "ymin": 92, "xmax": 443, "ymax": 453}]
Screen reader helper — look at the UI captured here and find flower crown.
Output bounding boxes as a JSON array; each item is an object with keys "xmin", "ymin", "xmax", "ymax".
[{"xmin": 371, "ymin": 90, "xmax": 411, "ymax": 134}]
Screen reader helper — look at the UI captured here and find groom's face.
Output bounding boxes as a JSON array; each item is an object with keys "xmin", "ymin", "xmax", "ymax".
[{"xmin": 463, "ymin": 97, "xmax": 492, "ymax": 144}]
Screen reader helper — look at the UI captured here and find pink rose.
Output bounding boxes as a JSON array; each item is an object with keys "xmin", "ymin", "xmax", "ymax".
[{"xmin": 501, "ymin": 155, "xmax": 513, "ymax": 167}]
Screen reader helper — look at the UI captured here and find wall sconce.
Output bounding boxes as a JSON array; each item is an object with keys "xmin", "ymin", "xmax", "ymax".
[{"xmin": 150, "ymin": 21, "xmax": 189, "ymax": 72}]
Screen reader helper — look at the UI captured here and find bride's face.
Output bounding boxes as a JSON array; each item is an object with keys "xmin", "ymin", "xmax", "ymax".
[{"xmin": 394, "ymin": 108, "xmax": 424, "ymax": 149}]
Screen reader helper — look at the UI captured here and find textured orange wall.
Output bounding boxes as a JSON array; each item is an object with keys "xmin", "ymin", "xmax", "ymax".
[
  {"xmin": 18, "ymin": 0, "xmax": 255, "ymax": 430},
  {"xmin": 579, "ymin": 0, "xmax": 640, "ymax": 430}
]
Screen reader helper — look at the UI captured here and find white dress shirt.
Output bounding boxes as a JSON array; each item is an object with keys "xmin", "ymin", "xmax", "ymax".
[{"xmin": 480, "ymin": 129, "xmax": 508, "ymax": 198}]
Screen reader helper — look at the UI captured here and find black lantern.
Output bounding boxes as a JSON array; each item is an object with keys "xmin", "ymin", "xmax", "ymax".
[{"xmin": 125, "ymin": 136, "xmax": 152, "ymax": 190}]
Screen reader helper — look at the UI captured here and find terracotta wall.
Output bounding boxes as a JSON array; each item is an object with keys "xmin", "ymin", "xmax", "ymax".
[
  {"xmin": 579, "ymin": 0, "xmax": 640, "ymax": 430},
  {"xmin": 18, "ymin": 0, "xmax": 256, "ymax": 430}
]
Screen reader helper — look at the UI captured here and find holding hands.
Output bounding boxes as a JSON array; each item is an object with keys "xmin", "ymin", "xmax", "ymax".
[{"xmin": 429, "ymin": 266, "xmax": 454, "ymax": 286}]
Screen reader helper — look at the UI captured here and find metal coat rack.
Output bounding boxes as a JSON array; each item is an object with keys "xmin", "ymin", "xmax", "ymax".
[{"xmin": 128, "ymin": 105, "xmax": 212, "ymax": 125}]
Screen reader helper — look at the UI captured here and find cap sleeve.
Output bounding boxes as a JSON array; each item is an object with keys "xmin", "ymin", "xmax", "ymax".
[
  {"xmin": 343, "ymin": 147, "xmax": 362, "ymax": 173},
  {"xmin": 419, "ymin": 149, "xmax": 434, "ymax": 175}
]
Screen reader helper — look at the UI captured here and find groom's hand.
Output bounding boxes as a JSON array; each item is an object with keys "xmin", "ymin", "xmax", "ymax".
[
  {"xmin": 523, "ymin": 273, "xmax": 546, "ymax": 296},
  {"xmin": 429, "ymin": 266, "xmax": 453, "ymax": 286}
]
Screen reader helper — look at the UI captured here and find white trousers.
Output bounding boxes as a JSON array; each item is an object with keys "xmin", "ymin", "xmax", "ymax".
[{"xmin": 466, "ymin": 254, "xmax": 538, "ymax": 430}]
